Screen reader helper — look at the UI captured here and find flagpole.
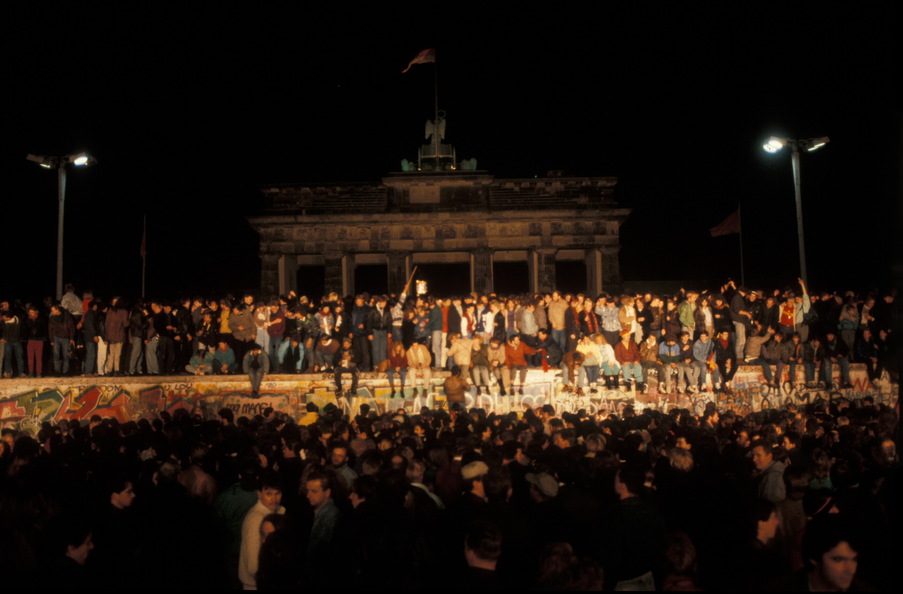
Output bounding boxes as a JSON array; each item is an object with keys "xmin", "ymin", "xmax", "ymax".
[
  {"xmin": 141, "ymin": 215, "xmax": 147, "ymax": 298},
  {"xmin": 433, "ymin": 57, "xmax": 440, "ymax": 169},
  {"xmin": 738, "ymin": 203, "xmax": 745, "ymax": 286}
]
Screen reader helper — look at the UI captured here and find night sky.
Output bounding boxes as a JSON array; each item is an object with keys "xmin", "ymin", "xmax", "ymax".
[{"xmin": 4, "ymin": 4, "xmax": 900, "ymax": 303}]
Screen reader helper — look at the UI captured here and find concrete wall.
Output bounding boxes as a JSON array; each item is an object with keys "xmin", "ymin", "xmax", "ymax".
[{"xmin": 0, "ymin": 365, "xmax": 895, "ymax": 436}]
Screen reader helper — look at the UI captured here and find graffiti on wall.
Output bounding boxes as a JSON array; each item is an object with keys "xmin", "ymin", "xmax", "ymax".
[{"xmin": 0, "ymin": 364, "xmax": 896, "ymax": 434}]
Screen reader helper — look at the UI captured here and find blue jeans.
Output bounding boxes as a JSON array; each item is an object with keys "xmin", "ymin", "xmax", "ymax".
[
  {"xmin": 52, "ymin": 336, "xmax": 70, "ymax": 374},
  {"xmin": 278, "ymin": 342, "xmax": 305, "ymax": 372},
  {"xmin": 129, "ymin": 336, "xmax": 145, "ymax": 374},
  {"xmin": 551, "ymin": 329, "xmax": 566, "ymax": 353},
  {"xmin": 315, "ymin": 350, "xmax": 334, "ymax": 370},
  {"xmin": 371, "ymin": 329, "xmax": 388, "ymax": 367},
  {"xmin": 431, "ymin": 330, "xmax": 446, "ymax": 368},
  {"xmin": 748, "ymin": 357, "xmax": 773, "ymax": 382},
  {"xmin": 84, "ymin": 340, "xmax": 97, "ymax": 375},
  {"xmin": 387, "ymin": 367, "xmax": 407, "ymax": 390},
  {"xmin": 249, "ymin": 369, "xmax": 264, "ymax": 393},
  {"xmin": 270, "ymin": 336, "xmax": 285, "ymax": 370},
  {"xmin": 3, "ymin": 342, "xmax": 24, "ymax": 375},
  {"xmin": 621, "ymin": 362, "xmax": 644, "ymax": 382},
  {"xmin": 733, "ymin": 322, "xmax": 747, "ymax": 360},
  {"xmin": 584, "ymin": 364, "xmax": 600, "ymax": 385},
  {"xmin": 822, "ymin": 357, "xmax": 850, "ymax": 386}
]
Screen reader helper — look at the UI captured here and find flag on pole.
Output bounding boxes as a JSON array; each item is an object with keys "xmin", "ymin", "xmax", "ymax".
[
  {"xmin": 710, "ymin": 210, "xmax": 741, "ymax": 237},
  {"xmin": 402, "ymin": 48, "xmax": 436, "ymax": 73},
  {"xmin": 140, "ymin": 217, "xmax": 147, "ymax": 258}
]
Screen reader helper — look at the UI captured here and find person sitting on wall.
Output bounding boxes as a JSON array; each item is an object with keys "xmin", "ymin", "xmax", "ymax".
[
  {"xmin": 186, "ymin": 347, "xmax": 216, "ymax": 375},
  {"xmin": 213, "ymin": 338, "xmax": 237, "ymax": 375},
  {"xmin": 334, "ymin": 338, "xmax": 360, "ymax": 401},
  {"xmin": 243, "ymin": 342, "xmax": 270, "ymax": 398}
]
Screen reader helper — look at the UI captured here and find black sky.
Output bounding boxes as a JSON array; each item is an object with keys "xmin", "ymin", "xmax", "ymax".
[{"xmin": 3, "ymin": 4, "xmax": 900, "ymax": 302}]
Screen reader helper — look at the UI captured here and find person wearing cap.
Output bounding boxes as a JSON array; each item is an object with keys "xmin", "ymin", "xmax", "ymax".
[
  {"xmin": 526, "ymin": 471, "xmax": 559, "ymax": 503},
  {"xmin": 461, "ymin": 460, "xmax": 490, "ymax": 503}
]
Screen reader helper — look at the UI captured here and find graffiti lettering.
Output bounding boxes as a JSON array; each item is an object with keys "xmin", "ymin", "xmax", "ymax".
[{"xmin": 0, "ymin": 364, "xmax": 895, "ymax": 434}]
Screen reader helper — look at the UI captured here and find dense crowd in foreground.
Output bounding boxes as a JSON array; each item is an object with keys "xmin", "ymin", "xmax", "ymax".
[
  {"xmin": 0, "ymin": 391, "xmax": 899, "ymax": 590},
  {"xmin": 0, "ymin": 280, "xmax": 897, "ymax": 588}
]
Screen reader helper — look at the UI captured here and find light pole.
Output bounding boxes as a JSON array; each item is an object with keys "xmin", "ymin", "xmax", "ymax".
[
  {"xmin": 762, "ymin": 136, "xmax": 829, "ymax": 285},
  {"xmin": 26, "ymin": 152, "xmax": 96, "ymax": 299}
]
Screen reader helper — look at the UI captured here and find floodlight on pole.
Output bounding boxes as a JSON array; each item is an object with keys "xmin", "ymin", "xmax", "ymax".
[
  {"xmin": 761, "ymin": 136, "xmax": 829, "ymax": 285},
  {"xmin": 26, "ymin": 151, "xmax": 97, "ymax": 298}
]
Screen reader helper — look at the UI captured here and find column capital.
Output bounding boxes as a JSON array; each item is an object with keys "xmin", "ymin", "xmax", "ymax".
[{"xmin": 532, "ymin": 247, "xmax": 558, "ymax": 256}]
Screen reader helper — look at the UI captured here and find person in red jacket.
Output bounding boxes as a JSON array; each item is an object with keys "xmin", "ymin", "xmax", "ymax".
[
  {"xmin": 505, "ymin": 335, "xmax": 536, "ymax": 395},
  {"xmin": 614, "ymin": 330, "xmax": 645, "ymax": 391}
]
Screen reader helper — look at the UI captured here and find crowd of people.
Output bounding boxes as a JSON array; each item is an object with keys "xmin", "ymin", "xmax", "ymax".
[
  {"xmin": 0, "ymin": 278, "xmax": 898, "ymax": 589},
  {"xmin": 0, "ymin": 383, "xmax": 898, "ymax": 590},
  {"xmin": 1, "ymin": 279, "xmax": 897, "ymax": 401}
]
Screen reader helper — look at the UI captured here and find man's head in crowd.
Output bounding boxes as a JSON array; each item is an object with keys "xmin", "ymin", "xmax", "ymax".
[
  {"xmin": 464, "ymin": 520, "xmax": 503, "ymax": 571},
  {"xmin": 108, "ymin": 476, "xmax": 137, "ymax": 510},
  {"xmin": 614, "ymin": 465, "xmax": 645, "ymax": 500},
  {"xmin": 306, "ymin": 473, "xmax": 333, "ymax": 512},
  {"xmin": 803, "ymin": 516, "xmax": 862, "ymax": 592},
  {"xmin": 751, "ymin": 443, "xmax": 775, "ymax": 472},
  {"xmin": 258, "ymin": 471, "xmax": 283, "ymax": 511},
  {"xmin": 330, "ymin": 443, "xmax": 351, "ymax": 469}
]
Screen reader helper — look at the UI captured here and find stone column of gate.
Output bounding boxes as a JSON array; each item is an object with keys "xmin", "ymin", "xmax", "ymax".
[
  {"xmin": 260, "ymin": 253, "xmax": 280, "ymax": 298},
  {"xmin": 470, "ymin": 248, "xmax": 494, "ymax": 294},
  {"xmin": 585, "ymin": 248, "xmax": 603, "ymax": 296},
  {"xmin": 601, "ymin": 246, "xmax": 622, "ymax": 296},
  {"xmin": 530, "ymin": 248, "xmax": 558, "ymax": 293},
  {"xmin": 277, "ymin": 254, "xmax": 298, "ymax": 296},
  {"xmin": 324, "ymin": 250, "xmax": 348, "ymax": 297},
  {"xmin": 387, "ymin": 251, "xmax": 411, "ymax": 295}
]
